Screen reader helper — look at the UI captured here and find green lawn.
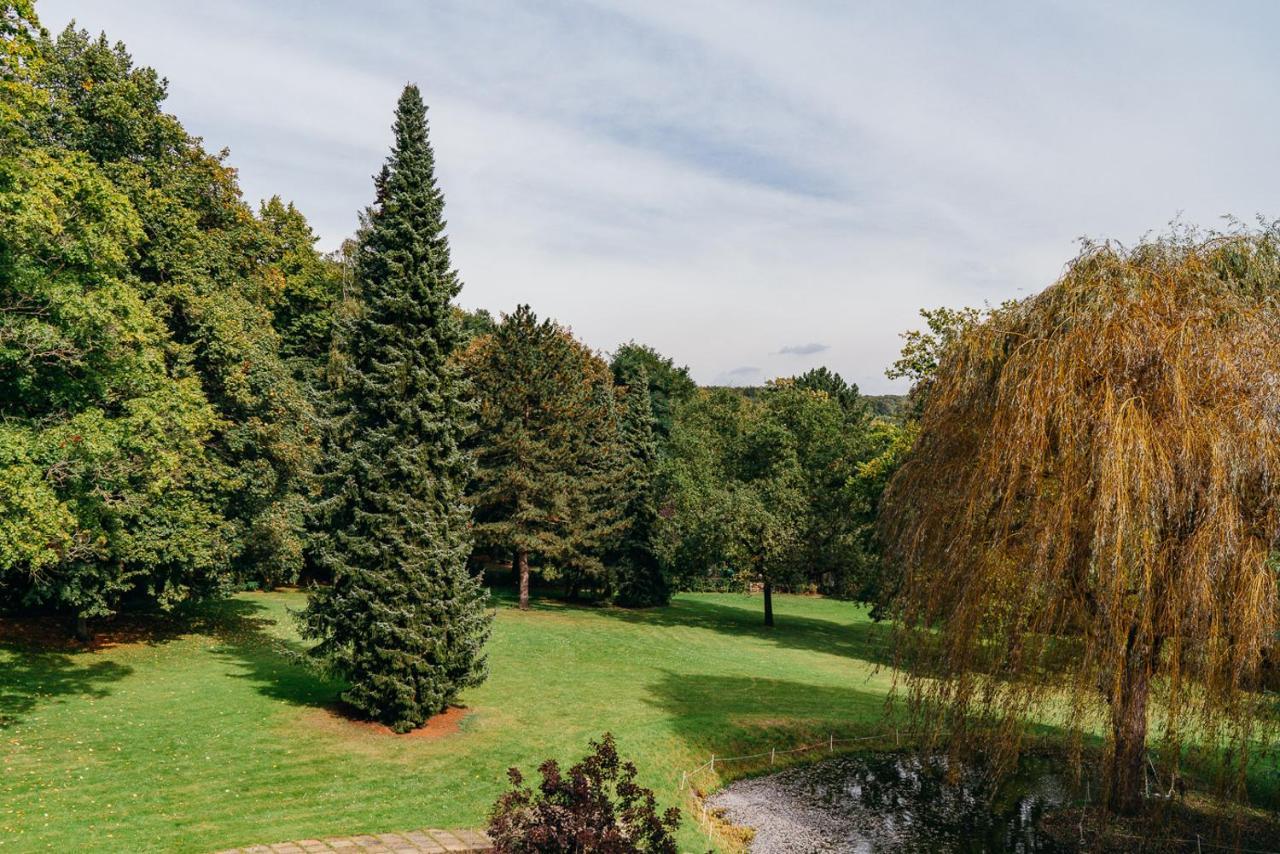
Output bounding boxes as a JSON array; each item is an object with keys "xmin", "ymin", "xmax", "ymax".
[{"xmin": 1, "ymin": 590, "xmax": 903, "ymax": 852}]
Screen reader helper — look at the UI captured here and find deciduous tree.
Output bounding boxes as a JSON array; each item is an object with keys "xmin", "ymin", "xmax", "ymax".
[{"xmin": 882, "ymin": 232, "xmax": 1280, "ymax": 814}]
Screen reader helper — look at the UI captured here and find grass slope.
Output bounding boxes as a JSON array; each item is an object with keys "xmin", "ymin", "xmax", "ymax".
[{"xmin": 1, "ymin": 591, "xmax": 900, "ymax": 852}]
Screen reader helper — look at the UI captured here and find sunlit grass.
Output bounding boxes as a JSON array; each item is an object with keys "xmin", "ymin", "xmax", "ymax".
[{"xmin": 0, "ymin": 590, "xmax": 903, "ymax": 852}]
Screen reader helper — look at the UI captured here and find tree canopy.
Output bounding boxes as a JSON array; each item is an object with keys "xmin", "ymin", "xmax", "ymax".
[
  {"xmin": 0, "ymin": 10, "xmax": 341, "ymax": 629},
  {"xmin": 463, "ymin": 305, "xmax": 625, "ymax": 608},
  {"xmin": 882, "ymin": 230, "xmax": 1280, "ymax": 813}
]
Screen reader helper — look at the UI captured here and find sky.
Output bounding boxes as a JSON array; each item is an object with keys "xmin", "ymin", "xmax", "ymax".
[{"xmin": 37, "ymin": 1, "xmax": 1280, "ymax": 393}]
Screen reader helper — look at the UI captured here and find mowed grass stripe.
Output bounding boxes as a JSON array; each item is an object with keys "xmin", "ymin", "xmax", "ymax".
[{"xmin": 4, "ymin": 590, "xmax": 938, "ymax": 851}]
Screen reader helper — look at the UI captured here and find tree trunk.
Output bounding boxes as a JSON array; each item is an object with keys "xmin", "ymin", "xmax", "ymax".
[
  {"xmin": 516, "ymin": 548, "xmax": 530, "ymax": 611},
  {"xmin": 763, "ymin": 580, "xmax": 774, "ymax": 627},
  {"xmin": 1108, "ymin": 639, "xmax": 1156, "ymax": 815},
  {"xmin": 74, "ymin": 614, "xmax": 91, "ymax": 643}
]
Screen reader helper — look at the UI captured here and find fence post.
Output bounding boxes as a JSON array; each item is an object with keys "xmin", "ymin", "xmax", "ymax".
[
  {"xmin": 895, "ymin": 727, "xmax": 899, "ymax": 747},
  {"xmin": 710, "ymin": 754, "xmax": 715, "ymax": 774},
  {"xmin": 680, "ymin": 770, "xmax": 687, "ymax": 792},
  {"xmin": 770, "ymin": 747, "xmax": 775, "ymax": 765},
  {"xmin": 829, "ymin": 734, "xmax": 833, "ymax": 753}
]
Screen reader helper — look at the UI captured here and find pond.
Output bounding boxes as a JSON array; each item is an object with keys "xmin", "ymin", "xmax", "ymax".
[{"xmin": 707, "ymin": 752, "xmax": 1077, "ymax": 853}]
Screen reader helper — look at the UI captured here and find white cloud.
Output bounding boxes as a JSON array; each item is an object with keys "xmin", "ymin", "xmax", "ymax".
[{"xmin": 37, "ymin": 0, "xmax": 1280, "ymax": 392}]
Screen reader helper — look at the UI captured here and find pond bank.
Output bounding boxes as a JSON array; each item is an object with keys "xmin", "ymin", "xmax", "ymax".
[{"xmin": 707, "ymin": 752, "xmax": 1074, "ymax": 852}]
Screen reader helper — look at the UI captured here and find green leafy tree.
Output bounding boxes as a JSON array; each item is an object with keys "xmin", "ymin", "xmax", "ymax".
[
  {"xmin": 457, "ymin": 306, "xmax": 497, "ymax": 342},
  {"xmin": 656, "ymin": 389, "xmax": 805, "ymax": 625},
  {"xmin": 24, "ymin": 24, "xmax": 321, "ymax": 589},
  {"xmin": 763, "ymin": 378, "xmax": 874, "ymax": 596},
  {"xmin": 0, "ymin": 144, "xmax": 231, "ymax": 637},
  {"xmin": 609, "ymin": 342, "xmax": 695, "ymax": 444},
  {"xmin": 463, "ymin": 305, "xmax": 625, "ymax": 609},
  {"xmin": 258, "ymin": 195, "xmax": 342, "ymax": 370},
  {"xmin": 792, "ymin": 366, "xmax": 869, "ymax": 418},
  {"xmin": 299, "ymin": 85, "xmax": 492, "ymax": 732}
]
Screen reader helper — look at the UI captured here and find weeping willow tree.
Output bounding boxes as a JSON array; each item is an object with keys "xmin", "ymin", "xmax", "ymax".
[{"xmin": 882, "ymin": 228, "xmax": 1280, "ymax": 815}]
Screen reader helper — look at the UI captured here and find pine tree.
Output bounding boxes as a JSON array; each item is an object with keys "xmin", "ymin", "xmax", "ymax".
[
  {"xmin": 462, "ymin": 305, "xmax": 624, "ymax": 609},
  {"xmin": 300, "ymin": 85, "xmax": 491, "ymax": 732},
  {"xmin": 612, "ymin": 366, "xmax": 669, "ymax": 607}
]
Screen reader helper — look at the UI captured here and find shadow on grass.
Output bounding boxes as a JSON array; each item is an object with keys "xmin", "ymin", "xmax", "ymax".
[
  {"xmin": 190, "ymin": 597, "xmax": 345, "ymax": 711},
  {"xmin": 0, "ymin": 596, "xmax": 342, "ymax": 727},
  {"xmin": 644, "ymin": 669, "xmax": 898, "ymax": 762},
  {"xmin": 598, "ymin": 596, "xmax": 899, "ymax": 670},
  {"xmin": 0, "ymin": 647, "xmax": 133, "ymax": 729}
]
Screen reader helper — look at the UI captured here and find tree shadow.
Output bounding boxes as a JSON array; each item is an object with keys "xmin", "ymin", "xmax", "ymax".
[
  {"xmin": 1, "ymin": 597, "xmax": 342, "ymax": 726},
  {"xmin": 187, "ymin": 597, "xmax": 345, "ymax": 711},
  {"xmin": 643, "ymin": 669, "xmax": 900, "ymax": 766},
  {"xmin": 0, "ymin": 646, "xmax": 133, "ymax": 729},
  {"xmin": 598, "ymin": 596, "xmax": 899, "ymax": 669}
]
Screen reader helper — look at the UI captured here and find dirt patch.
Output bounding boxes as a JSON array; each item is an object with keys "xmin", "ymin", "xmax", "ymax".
[{"xmin": 308, "ymin": 702, "xmax": 473, "ymax": 739}]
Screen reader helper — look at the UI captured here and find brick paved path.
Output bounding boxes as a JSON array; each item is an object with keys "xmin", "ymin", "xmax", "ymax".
[{"xmin": 213, "ymin": 828, "xmax": 492, "ymax": 853}]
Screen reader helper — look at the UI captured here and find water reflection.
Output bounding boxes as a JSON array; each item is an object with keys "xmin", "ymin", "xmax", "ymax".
[{"xmin": 708, "ymin": 753, "xmax": 1074, "ymax": 853}]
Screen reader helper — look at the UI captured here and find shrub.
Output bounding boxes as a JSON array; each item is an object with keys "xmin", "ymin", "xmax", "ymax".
[{"xmin": 488, "ymin": 733, "xmax": 680, "ymax": 853}]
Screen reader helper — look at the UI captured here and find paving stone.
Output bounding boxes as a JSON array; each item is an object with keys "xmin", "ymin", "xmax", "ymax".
[
  {"xmin": 425, "ymin": 831, "xmax": 469, "ymax": 852},
  {"xmin": 403, "ymin": 832, "xmax": 445, "ymax": 852},
  {"xmin": 219, "ymin": 828, "xmax": 488, "ymax": 854},
  {"xmin": 452, "ymin": 830, "xmax": 489, "ymax": 848}
]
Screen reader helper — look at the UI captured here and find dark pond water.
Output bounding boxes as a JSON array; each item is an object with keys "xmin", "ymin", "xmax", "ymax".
[{"xmin": 707, "ymin": 752, "xmax": 1077, "ymax": 853}]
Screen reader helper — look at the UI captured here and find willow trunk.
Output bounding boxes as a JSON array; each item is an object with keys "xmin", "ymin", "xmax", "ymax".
[{"xmin": 1108, "ymin": 638, "xmax": 1157, "ymax": 815}]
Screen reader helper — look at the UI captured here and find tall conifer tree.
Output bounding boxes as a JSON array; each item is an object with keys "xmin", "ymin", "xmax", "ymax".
[
  {"xmin": 612, "ymin": 366, "xmax": 669, "ymax": 607},
  {"xmin": 301, "ymin": 85, "xmax": 491, "ymax": 732}
]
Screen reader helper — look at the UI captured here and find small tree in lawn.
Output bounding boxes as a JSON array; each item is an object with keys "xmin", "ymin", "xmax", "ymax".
[
  {"xmin": 463, "ymin": 306, "xmax": 624, "ymax": 609},
  {"xmin": 488, "ymin": 733, "xmax": 680, "ymax": 854},
  {"xmin": 300, "ymin": 84, "xmax": 492, "ymax": 732},
  {"xmin": 882, "ymin": 231, "xmax": 1280, "ymax": 814}
]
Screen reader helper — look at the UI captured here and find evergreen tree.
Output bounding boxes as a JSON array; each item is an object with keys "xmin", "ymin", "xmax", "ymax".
[
  {"xmin": 300, "ymin": 85, "xmax": 491, "ymax": 732},
  {"xmin": 462, "ymin": 305, "xmax": 624, "ymax": 609},
  {"xmin": 609, "ymin": 342, "xmax": 695, "ymax": 445},
  {"xmin": 612, "ymin": 366, "xmax": 669, "ymax": 607}
]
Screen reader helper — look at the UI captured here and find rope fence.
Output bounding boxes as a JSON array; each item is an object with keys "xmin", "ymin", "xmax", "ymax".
[{"xmin": 678, "ymin": 728, "xmax": 911, "ymax": 792}]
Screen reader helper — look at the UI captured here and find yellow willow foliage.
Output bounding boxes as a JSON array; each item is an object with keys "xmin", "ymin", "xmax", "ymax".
[{"xmin": 882, "ymin": 230, "xmax": 1280, "ymax": 792}]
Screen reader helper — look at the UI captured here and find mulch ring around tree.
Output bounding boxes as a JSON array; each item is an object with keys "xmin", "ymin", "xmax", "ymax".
[{"xmin": 303, "ymin": 703, "xmax": 473, "ymax": 740}]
